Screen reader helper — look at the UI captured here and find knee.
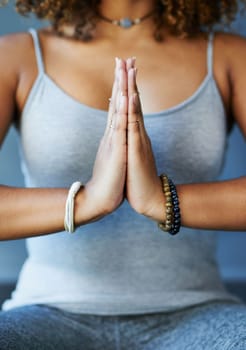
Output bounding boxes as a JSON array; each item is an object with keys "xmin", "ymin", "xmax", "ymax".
[
  {"xmin": 227, "ymin": 337, "xmax": 246, "ymax": 350},
  {"xmin": 0, "ymin": 305, "xmax": 42, "ymax": 350},
  {"xmin": 0, "ymin": 318, "xmax": 21, "ymax": 350},
  {"xmin": 213, "ymin": 304, "xmax": 246, "ymax": 350}
]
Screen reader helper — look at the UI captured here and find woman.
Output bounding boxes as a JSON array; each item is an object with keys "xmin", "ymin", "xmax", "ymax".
[{"xmin": 0, "ymin": 0, "xmax": 246, "ymax": 349}]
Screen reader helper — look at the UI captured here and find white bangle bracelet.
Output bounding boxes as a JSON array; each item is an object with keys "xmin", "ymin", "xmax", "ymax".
[{"xmin": 64, "ymin": 181, "xmax": 82, "ymax": 233}]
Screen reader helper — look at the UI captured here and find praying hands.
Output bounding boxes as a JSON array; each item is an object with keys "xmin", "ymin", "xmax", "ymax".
[{"xmin": 84, "ymin": 57, "xmax": 165, "ymax": 223}]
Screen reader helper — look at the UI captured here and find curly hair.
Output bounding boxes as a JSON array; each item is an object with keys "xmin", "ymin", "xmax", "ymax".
[{"xmin": 6, "ymin": 0, "xmax": 246, "ymax": 41}]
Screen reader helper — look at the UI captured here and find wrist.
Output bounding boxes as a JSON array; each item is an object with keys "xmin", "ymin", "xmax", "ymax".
[
  {"xmin": 158, "ymin": 175, "xmax": 182, "ymax": 235},
  {"xmin": 75, "ymin": 181, "xmax": 118, "ymax": 227},
  {"xmin": 64, "ymin": 181, "xmax": 83, "ymax": 233},
  {"xmin": 136, "ymin": 178, "xmax": 166, "ymax": 223},
  {"xmin": 74, "ymin": 183, "xmax": 105, "ymax": 227}
]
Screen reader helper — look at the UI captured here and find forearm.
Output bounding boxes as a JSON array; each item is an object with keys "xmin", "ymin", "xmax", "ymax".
[
  {"xmin": 146, "ymin": 176, "xmax": 246, "ymax": 231},
  {"xmin": 0, "ymin": 184, "xmax": 103, "ymax": 240}
]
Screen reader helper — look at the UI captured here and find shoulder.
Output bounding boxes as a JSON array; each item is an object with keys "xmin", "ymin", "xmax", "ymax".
[
  {"xmin": 213, "ymin": 31, "xmax": 246, "ymax": 75},
  {"xmin": 213, "ymin": 31, "xmax": 246, "ymax": 90},
  {"xmin": 0, "ymin": 32, "xmax": 34, "ymax": 144},
  {"xmin": 0, "ymin": 31, "xmax": 36, "ymax": 129},
  {"xmin": 0, "ymin": 30, "xmax": 33, "ymax": 54},
  {"xmin": 213, "ymin": 32, "xmax": 246, "ymax": 134},
  {"xmin": 0, "ymin": 31, "xmax": 34, "ymax": 83},
  {"xmin": 213, "ymin": 31, "xmax": 246, "ymax": 46}
]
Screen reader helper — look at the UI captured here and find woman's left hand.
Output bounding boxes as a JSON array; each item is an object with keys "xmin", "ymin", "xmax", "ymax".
[{"xmin": 126, "ymin": 59, "xmax": 165, "ymax": 220}]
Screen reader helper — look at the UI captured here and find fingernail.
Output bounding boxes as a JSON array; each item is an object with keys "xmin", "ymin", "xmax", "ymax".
[{"xmin": 132, "ymin": 57, "xmax": 136, "ymax": 66}]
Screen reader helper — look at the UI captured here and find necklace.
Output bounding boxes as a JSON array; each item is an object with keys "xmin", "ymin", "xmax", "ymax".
[{"xmin": 97, "ymin": 9, "xmax": 156, "ymax": 29}]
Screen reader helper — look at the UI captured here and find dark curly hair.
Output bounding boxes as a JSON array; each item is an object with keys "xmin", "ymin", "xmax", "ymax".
[{"xmin": 8, "ymin": 0, "xmax": 246, "ymax": 41}]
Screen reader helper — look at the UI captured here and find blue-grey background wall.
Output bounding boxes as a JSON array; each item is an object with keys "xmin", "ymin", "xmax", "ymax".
[{"xmin": 0, "ymin": 4, "xmax": 245, "ymax": 284}]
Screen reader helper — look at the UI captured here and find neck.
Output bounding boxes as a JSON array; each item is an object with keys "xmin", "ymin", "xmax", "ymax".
[
  {"xmin": 59, "ymin": 0, "xmax": 159, "ymax": 43},
  {"xmin": 99, "ymin": 0, "xmax": 156, "ymax": 19},
  {"xmin": 96, "ymin": 0, "xmax": 157, "ymax": 40}
]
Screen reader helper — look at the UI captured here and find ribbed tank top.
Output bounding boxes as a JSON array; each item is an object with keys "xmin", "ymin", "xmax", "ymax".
[{"xmin": 2, "ymin": 28, "xmax": 242, "ymax": 315}]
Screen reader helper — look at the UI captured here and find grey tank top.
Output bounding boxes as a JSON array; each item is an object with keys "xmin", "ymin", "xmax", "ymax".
[{"xmin": 2, "ymin": 28, "xmax": 242, "ymax": 314}]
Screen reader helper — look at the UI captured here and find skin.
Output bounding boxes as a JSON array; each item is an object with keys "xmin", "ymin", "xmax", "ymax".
[{"xmin": 0, "ymin": 0, "xmax": 246, "ymax": 240}]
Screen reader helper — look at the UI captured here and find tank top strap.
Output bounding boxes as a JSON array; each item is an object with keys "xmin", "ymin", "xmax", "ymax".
[
  {"xmin": 28, "ymin": 28, "xmax": 45, "ymax": 74},
  {"xmin": 207, "ymin": 31, "xmax": 214, "ymax": 76}
]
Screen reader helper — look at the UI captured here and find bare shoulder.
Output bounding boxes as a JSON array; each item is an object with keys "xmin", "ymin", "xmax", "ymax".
[
  {"xmin": 0, "ymin": 31, "xmax": 33, "ymax": 53},
  {"xmin": 214, "ymin": 31, "xmax": 246, "ymax": 70},
  {"xmin": 214, "ymin": 32, "xmax": 246, "ymax": 134},
  {"xmin": 214, "ymin": 31, "xmax": 246, "ymax": 45},
  {"xmin": 0, "ymin": 32, "xmax": 34, "ymax": 145},
  {"xmin": 0, "ymin": 31, "xmax": 34, "ymax": 80}
]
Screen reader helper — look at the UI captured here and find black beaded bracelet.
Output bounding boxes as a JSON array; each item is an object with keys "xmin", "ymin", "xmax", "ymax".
[
  {"xmin": 158, "ymin": 174, "xmax": 181, "ymax": 235},
  {"xmin": 168, "ymin": 177, "xmax": 181, "ymax": 235}
]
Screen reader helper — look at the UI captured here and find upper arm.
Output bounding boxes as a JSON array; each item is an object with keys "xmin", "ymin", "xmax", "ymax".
[
  {"xmin": 0, "ymin": 33, "xmax": 20, "ymax": 149},
  {"xmin": 224, "ymin": 33, "xmax": 246, "ymax": 138}
]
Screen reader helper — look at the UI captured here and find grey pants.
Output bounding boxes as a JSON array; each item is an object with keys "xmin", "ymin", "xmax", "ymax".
[{"xmin": 0, "ymin": 301, "xmax": 245, "ymax": 350}]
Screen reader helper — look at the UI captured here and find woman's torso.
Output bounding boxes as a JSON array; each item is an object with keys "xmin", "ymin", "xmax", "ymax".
[{"xmin": 2, "ymin": 28, "xmax": 242, "ymax": 314}]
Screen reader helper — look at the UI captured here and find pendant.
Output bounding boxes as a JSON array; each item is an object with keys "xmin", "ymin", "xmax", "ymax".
[{"xmin": 119, "ymin": 18, "xmax": 134, "ymax": 28}]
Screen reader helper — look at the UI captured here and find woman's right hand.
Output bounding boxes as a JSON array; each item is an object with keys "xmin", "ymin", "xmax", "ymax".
[{"xmin": 81, "ymin": 58, "xmax": 128, "ymax": 221}]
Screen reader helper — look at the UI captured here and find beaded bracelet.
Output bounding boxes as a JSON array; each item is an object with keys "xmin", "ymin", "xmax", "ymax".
[{"xmin": 158, "ymin": 174, "xmax": 181, "ymax": 235}]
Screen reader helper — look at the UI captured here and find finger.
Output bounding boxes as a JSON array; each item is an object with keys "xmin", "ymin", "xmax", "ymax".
[
  {"xmin": 115, "ymin": 58, "xmax": 126, "ymax": 108},
  {"xmin": 112, "ymin": 92, "xmax": 128, "ymax": 147},
  {"xmin": 128, "ymin": 67, "xmax": 145, "ymax": 134},
  {"xmin": 115, "ymin": 61, "xmax": 128, "ymax": 115},
  {"xmin": 111, "ymin": 61, "xmax": 128, "ymax": 147},
  {"xmin": 106, "ymin": 57, "xmax": 120, "ymax": 130},
  {"xmin": 114, "ymin": 67, "xmax": 128, "ymax": 126},
  {"xmin": 107, "ymin": 58, "xmax": 126, "ymax": 134},
  {"xmin": 108, "ymin": 60, "xmax": 128, "ymax": 140}
]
